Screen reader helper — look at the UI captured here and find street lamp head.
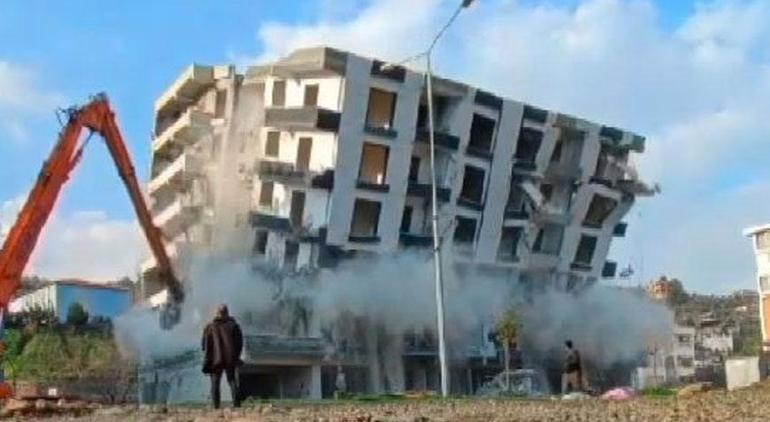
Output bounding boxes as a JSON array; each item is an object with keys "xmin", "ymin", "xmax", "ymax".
[{"xmin": 461, "ymin": 0, "xmax": 475, "ymax": 8}]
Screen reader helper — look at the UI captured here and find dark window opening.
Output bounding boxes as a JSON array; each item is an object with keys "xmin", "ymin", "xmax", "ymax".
[
  {"xmin": 532, "ymin": 224, "xmax": 564, "ymax": 255},
  {"xmin": 358, "ymin": 143, "xmax": 390, "ymax": 185},
  {"xmin": 365, "ymin": 88, "xmax": 397, "ymax": 130},
  {"xmin": 416, "ymin": 96, "xmax": 451, "ymax": 130},
  {"xmin": 515, "ymin": 128, "xmax": 543, "ymax": 164},
  {"xmin": 272, "ymin": 80, "xmax": 286, "ymax": 106},
  {"xmin": 574, "ymin": 235, "xmax": 598, "ymax": 265},
  {"xmin": 296, "ymin": 137, "xmax": 312, "ymax": 171},
  {"xmin": 498, "ymin": 227, "xmax": 523, "ymax": 261},
  {"xmin": 259, "ymin": 181, "xmax": 274, "ymax": 207},
  {"xmin": 540, "ymin": 183, "xmax": 554, "ymax": 203},
  {"xmin": 454, "ymin": 217, "xmax": 477, "ymax": 244},
  {"xmin": 460, "ymin": 165, "xmax": 485, "ymax": 204},
  {"xmin": 468, "ymin": 113, "xmax": 496, "ymax": 153},
  {"xmin": 583, "ymin": 195, "xmax": 618, "ymax": 228},
  {"xmin": 304, "ymin": 84, "xmax": 319, "ymax": 106},
  {"xmin": 350, "ymin": 199, "xmax": 382, "ymax": 237},
  {"xmin": 215, "ymin": 90, "xmax": 227, "ymax": 118},
  {"xmin": 506, "ymin": 183, "xmax": 527, "ymax": 214},
  {"xmin": 253, "ymin": 230, "xmax": 268, "ymax": 255},
  {"xmin": 284, "ymin": 240, "xmax": 299, "ymax": 269},
  {"xmin": 408, "ymin": 156, "xmax": 420, "ymax": 182},
  {"xmin": 265, "ymin": 131, "xmax": 280, "ymax": 157},
  {"xmin": 400, "ymin": 206, "xmax": 413, "ymax": 233},
  {"xmin": 290, "ymin": 191, "xmax": 306, "ymax": 228}
]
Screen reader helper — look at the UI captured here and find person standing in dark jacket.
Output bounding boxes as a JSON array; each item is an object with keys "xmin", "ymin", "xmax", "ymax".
[
  {"xmin": 202, "ymin": 304, "xmax": 243, "ymax": 408},
  {"xmin": 561, "ymin": 339, "xmax": 582, "ymax": 394}
]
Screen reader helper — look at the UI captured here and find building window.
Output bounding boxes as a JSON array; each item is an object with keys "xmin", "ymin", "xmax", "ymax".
[
  {"xmin": 358, "ymin": 143, "xmax": 389, "ymax": 185},
  {"xmin": 259, "ymin": 181, "xmax": 274, "ymax": 208},
  {"xmin": 757, "ymin": 231, "xmax": 770, "ymax": 249},
  {"xmin": 400, "ymin": 206, "xmax": 413, "ymax": 233},
  {"xmin": 583, "ymin": 195, "xmax": 618, "ymax": 228},
  {"xmin": 459, "ymin": 165, "xmax": 485, "ymax": 204},
  {"xmin": 253, "ymin": 230, "xmax": 268, "ymax": 255},
  {"xmin": 272, "ymin": 80, "xmax": 286, "ymax": 106},
  {"xmin": 215, "ymin": 90, "xmax": 227, "ymax": 118},
  {"xmin": 365, "ymin": 88, "xmax": 397, "ymax": 130},
  {"xmin": 296, "ymin": 137, "xmax": 312, "ymax": 171},
  {"xmin": 677, "ymin": 356, "xmax": 694, "ymax": 368},
  {"xmin": 284, "ymin": 240, "xmax": 299, "ymax": 270},
  {"xmin": 506, "ymin": 183, "xmax": 527, "ymax": 214},
  {"xmin": 290, "ymin": 191, "xmax": 306, "ymax": 228},
  {"xmin": 408, "ymin": 156, "xmax": 420, "ymax": 182},
  {"xmin": 498, "ymin": 227, "xmax": 523, "ymax": 261},
  {"xmin": 265, "ymin": 131, "xmax": 280, "ymax": 157},
  {"xmin": 467, "ymin": 113, "xmax": 496, "ymax": 154},
  {"xmin": 574, "ymin": 235, "xmax": 597, "ymax": 265},
  {"xmin": 677, "ymin": 335, "xmax": 692, "ymax": 345},
  {"xmin": 532, "ymin": 224, "xmax": 564, "ymax": 256},
  {"xmin": 350, "ymin": 199, "xmax": 382, "ymax": 237},
  {"xmin": 540, "ymin": 183, "xmax": 554, "ymax": 203},
  {"xmin": 304, "ymin": 84, "xmax": 319, "ymax": 106},
  {"xmin": 515, "ymin": 128, "xmax": 543, "ymax": 165},
  {"xmin": 454, "ymin": 217, "xmax": 477, "ymax": 244}
]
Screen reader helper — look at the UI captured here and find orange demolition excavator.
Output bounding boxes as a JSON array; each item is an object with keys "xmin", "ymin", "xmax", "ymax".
[{"xmin": 0, "ymin": 93, "xmax": 184, "ymax": 397}]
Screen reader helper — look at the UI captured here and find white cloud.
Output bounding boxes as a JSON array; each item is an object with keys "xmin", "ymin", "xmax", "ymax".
[
  {"xmin": 1, "ymin": 196, "xmax": 144, "ymax": 282},
  {"xmin": 252, "ymin": 0, "xmax": 770, "ymax": 292},
  {"xmin": 0, "ymin": 61, "xmax": 63, "ymax": 142}
]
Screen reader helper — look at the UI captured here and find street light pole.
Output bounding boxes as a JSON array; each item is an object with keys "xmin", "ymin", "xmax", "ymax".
[
  {"xmin": 385, "ymin": 0, "xmax": 474, "ymax": 398},
  {"xmin": 424, "ymin": 0, "xmax": 474, "ymax": 398}
]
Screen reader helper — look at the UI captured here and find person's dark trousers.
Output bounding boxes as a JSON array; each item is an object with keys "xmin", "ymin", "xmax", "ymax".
[{"xmin": 210, "ymin": 367, "xmax": 240, "ymax": 408}]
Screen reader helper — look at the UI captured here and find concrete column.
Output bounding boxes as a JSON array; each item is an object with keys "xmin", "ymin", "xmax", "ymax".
[{"xmin": 310, "ymin": 365, "xmax": 323, "ymax": 399}]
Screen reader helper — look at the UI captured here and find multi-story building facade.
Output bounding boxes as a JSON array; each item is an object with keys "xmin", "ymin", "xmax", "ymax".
[
  {"xmin": 139, "ymin": 47, "xmax": 651, "ymax": 402},
  {"xmin": 744, "ymin": 224, "xmax": 770, "ymax": 352}
]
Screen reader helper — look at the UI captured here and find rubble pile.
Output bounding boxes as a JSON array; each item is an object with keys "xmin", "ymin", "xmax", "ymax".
[{"xmin": 20, "ymin": 380, "xmax": 768, "ymax": 421}]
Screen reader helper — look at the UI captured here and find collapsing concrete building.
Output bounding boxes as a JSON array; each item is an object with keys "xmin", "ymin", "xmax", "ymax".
[{"xmin": 138, "ymin": 47, "xmax": 653, "ymax": 402}]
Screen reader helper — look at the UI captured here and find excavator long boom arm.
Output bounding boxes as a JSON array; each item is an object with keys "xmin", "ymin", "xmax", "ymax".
[{"xmin": 0, "ymin": 93, "xmax": 183, "ymax": 309}]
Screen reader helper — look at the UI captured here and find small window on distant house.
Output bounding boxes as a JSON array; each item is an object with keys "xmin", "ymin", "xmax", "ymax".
[
  {"xmin": 304, "ymin": 84, "xmax": 319, "ymax": 106},
  {"xmin": 265, "ymin": 131, "xmax": 280, "ymax": 157},
  {"xmin": 259, "ymin": 181, "xmax": 274, "ymax": 207},
  {"xmin": 272, "ymin": 80, "xmax": 286, "ymax": 106}
]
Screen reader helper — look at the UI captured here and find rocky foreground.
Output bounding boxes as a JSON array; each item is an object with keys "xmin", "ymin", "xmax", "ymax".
[{"xmin": 4, "ymin": 382, "xmax": 770, "ymax": 421}]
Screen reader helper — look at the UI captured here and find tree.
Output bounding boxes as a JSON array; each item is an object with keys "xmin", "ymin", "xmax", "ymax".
[
  {"xmin": 66, "ymin": 302, "xmax": 89, "ymax": 327},
  {"xmin": 496, "ymin": 309, "xmax": 520, "ymax": 392}
]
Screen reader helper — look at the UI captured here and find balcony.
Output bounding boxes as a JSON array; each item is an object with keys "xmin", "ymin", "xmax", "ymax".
[
  {"xmin": 153, "ymin": 109, "xmax": 212, "ymax": 155},
  {"xmin": 154, "ymin": 195, "xmax": 202, "ymax": 238},
  {"xmin": 348, "ymin": 235, "xmax": 381, "ymax": 244},
  {"xmin": 533, "ymin": 205, "xmax": 570, "ymax": 225},
  {"xmin": 364, "ymin": 124, "xmax": 398, "ymax": 139},
  {"xmin": 399, "ymin": 232, "xmax": 433, "ymax": 248},
  {"xmin": 466, "ymin": 145, "xmax": 493, "ymax": 161},
  {"xmin": 407, "ymin": 182, "xmax": 451, "ymax": 202},
  {"xmin": 264, "ymin": 106, "xmax": 340, "ymax": 132},
  {"xmin": 249, "ymin": 212, "xmax": 292, "ymax": 233},
  {"xmin": 456, "ymin": 197, "xmax": 484, "ymax": 212},
  {"xmin": 504, "ymin": 209, "xmax": 529, "ymax": 220},
  {"xmin": 529, "ymin": 252, "xmax": 560, "ymax": 270},
  {"xmin": 148, "ymin": 153, "xmax": 203, "ymax": 194},
  {"xmin": 570, "ymin": 261, "xmax": 592, "ymax": 272},
  {"xmin": 415, "ymin": 128, "xmax": 460, "ymax": 151},
  {"xmin": 356, "ymin": 180, "xmax": 390, "ymax": 193},
  {"xmin": 155, "ymin": 65, "xmax": 215, "ymax": 117}
]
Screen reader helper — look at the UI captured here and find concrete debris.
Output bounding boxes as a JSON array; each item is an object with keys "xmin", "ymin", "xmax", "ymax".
[{"xmin": 677, "ymin": 382, "xmax": 713, "ymax": 398}]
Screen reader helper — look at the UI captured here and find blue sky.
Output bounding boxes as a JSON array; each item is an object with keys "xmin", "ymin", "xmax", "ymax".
[{"xmin": 2, "ymin": 0, "xmax": 769, "ymax": 292}]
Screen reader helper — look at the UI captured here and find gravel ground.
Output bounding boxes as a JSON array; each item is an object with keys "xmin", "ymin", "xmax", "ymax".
[{"xmin": 7, "ymin": 382, "xmax": 770, "ymax": 421}]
